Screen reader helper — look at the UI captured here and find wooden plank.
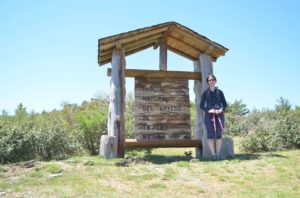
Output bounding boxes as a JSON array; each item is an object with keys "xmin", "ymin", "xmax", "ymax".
[
  {"xmin": 167, "ymin": 36, "xmax": 200, "ymax": 57},
  {"xmin": 170, "ymin": 27, "xmax": 221, "ymax": 61},
  {"xmin": 125, "ymin": 139, "xmax": 202, "ymax": 148},
  {"xmin": 107, "ymin": 68, "xmax": 202, "ymax": 80},
  {"xmin": 100, "ymin": 43, "xmax": 155, "ymax": 65},
  {"xmin": 100, "ymin": 33, "xmax": 162, "ymax": 59},
  {"xmin": 167, "ymin": 45, "xmax": 197, "ymax": 61},
  {"xmin": 159, "ymin": 36, "xmax": 167, "ymax": 70},
  {"xmin": 99, "ymin": 26, "xmax": 168, "ymax": 51}
]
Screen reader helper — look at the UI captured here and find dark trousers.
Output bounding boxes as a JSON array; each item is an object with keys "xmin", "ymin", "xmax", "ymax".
[{"xmin": 204, "ymin": 113, "xmax": 224, "ymax": 139}]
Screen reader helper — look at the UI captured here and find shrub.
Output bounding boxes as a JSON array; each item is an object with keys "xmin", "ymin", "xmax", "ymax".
[
  {"xmin": 0, "ymin": 121, "xmax": 35, "ymax": 163},
  {"xmin": 76, "ymin": 110, "xmax": 107, "ymax": 155},
  {"xmin": 34, "ymin": 119, "xmax": 80, "ymax": 160},
  {"xmin": 0, "ymin": 118, "xmax": 81, "ymax": 164},
  {"xmin": 241, "ymin": 110, "xmax": 300, "ymax": 152}
]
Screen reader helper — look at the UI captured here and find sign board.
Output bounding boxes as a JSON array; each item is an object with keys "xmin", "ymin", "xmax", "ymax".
[{"xmin": 135, "ymin": 78, "xmax": 191, "ymax": 140}]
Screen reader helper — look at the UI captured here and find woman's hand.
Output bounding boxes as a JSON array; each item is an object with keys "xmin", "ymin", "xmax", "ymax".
[
  {"xmin": 208, "ymin": 109, "xmax": 215, "ymax": 114},
  {"xmin": 216, "ymin": 109, "xmax": 223, "ymax": 114}
]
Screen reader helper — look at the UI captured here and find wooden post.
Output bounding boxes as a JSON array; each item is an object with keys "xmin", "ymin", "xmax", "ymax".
[
  {"xmin": 106, "ymin": 48, "xmax": 126, "ymax": 158},
  {"xmin": 193, "ymin": 60, "xmax": 202, "ymax": 158},
  {"xmin": 199, "ymin": 54, "xmax": 213, "ymax": 159},
  {"xmin": 159, "ymin": 36, "xmax": 167, "ymax": 70}
]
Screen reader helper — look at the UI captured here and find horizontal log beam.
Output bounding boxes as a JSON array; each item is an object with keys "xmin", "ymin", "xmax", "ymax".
[
  {"xmin": 100, "ymin": 33, "xmax": 163, "ymax": 58},
  {"xmin": 107, "ymin": 68, "xmax": 202, "ymax": 80},
  {"xmin": 99, "ymin": 26, "xmax": 169, "ymax": 51},
  {"xmin": 125, "ymin": 139, "xmax": 202, "ymax": 148}
]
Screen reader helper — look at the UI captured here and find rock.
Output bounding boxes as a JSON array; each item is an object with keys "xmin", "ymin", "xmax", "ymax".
[
  {"xmin": 0, "ymin": 191, "xmax": 6, "ymax": 196},
  {"xmin": 115, "ymin": 160, "xmax": 129, "ymax": 167},
  {"xmin": 66, "ymin": 160, "xmax": 78, "ymax": 164},
  {"xmin": 100, "ymin": 135, "xmax": 117, "ymax": 159},
  {"xmin": 189, "ymin": 158, "xmax": 200, "ymax": 163},
  {"xmin": 115, "ymin": 157, "xmax": 146, "ymax": 167},
  {"xmin": 48, "ymin": 173, "xmax": 63, "ymax": 178},
  {"xmin": 218, "ymin": 137, "xmax": 234, "ymax": 160},
  {"xmin": 9, "ymin": 176, "xmax": 19, "ymax": 181},
  {"xmin": 83, "ymin": 160, "xmax": 95, "ymax": 166},
  {"xmin": 22, "ymin": 160, "xmax": 36, "ymax": 168}
]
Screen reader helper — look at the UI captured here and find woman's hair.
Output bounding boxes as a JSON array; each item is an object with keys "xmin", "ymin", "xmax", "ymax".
[{"xmin": 206, "ymin": 74, "xmax": 217, "ymax": 83}]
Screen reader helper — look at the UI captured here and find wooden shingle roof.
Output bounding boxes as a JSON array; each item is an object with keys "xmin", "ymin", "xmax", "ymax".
[{"xmin": 98, "ymin": 21, "xmax": 228, "ymax": 66}]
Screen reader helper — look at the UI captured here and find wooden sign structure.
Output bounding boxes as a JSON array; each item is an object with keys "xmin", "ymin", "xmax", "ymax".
[
  {"xmin": 135, "ymin": 78, "xmax": 191, "ymax": 140},
  {"xmin": 98, "ymin": 22, "xmax": 229, "ymax": 159}
]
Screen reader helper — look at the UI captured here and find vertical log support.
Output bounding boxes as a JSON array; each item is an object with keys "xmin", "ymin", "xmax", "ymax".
[
  {"xmin": 193, "ymin": 61, "xmax": 202, "ymax": 158},
  {"xmin": 159, "ymin": 36, "xmax": 167, "ymax": 71},
  {"xmin": 106, "ymin": 48, "xmax": 126, "ymax": 158},
  {"xmin": 199, "ymin": 54, "xmax": 213, "ymax": 159}
]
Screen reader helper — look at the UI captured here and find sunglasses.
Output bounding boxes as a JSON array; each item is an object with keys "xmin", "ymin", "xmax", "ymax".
[{"xmin": 208, "ymin": 79, "xmax": 216, "ymax": 82}]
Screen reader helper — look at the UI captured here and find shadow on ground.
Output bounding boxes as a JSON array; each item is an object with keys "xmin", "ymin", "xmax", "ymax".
[
  {"xmin": 143, "ymin": 155, "xmax": 192, "ymax": 164},
  {"xmin": 143, "ymin": 152, "xmax": 288, "ymax": 164}
]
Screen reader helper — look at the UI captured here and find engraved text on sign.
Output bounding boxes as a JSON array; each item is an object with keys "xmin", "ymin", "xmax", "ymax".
[{"xmin": 135, "ymin": 78, "xmax": 191, "ymax": 140}]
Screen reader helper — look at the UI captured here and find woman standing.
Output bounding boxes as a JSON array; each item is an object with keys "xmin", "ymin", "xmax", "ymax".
[{"xmin": 200, "ymin": 74, "xmax": 227, "ymax": 160}]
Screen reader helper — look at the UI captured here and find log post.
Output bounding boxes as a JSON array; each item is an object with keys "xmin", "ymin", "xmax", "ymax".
[
  {"xmin": 159, "ymin": 36, "xmax": 167, "ymax": 70},
  {"xmin": 199, "ymin": 54, "xmax": 213, "ymax": 159},
  {"xmin": 193, "ymin": 60, "xmax": 203, "ymax": 158},
  {"xmin": 105, "ymin": 48, "xmax": 126, "ymax": 158}
]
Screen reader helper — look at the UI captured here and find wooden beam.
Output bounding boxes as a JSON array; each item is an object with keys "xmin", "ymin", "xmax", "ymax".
[
  {"xmin": 159, "ymin": 36, "xmax": 167, "ymax": 70},
  {"xmin": 199, "ymin": 54, "xmax": 213, "ymax": 160},
  {"xmin": 100, "ymin": 33, "xmax": 162, "ymax": 58},
  {"xmin": 125, "ymin": 139, "xmax": 202, "ymax": 148},
  {"xmin": 124, "ymin": 43, "xmax": 154, "ymax": 57},
  {"xmin": 193, "ymin": 60, "xmax": 202, "ymax": 159},
  {"xmin": 100, "ymin": 26, "xmax": 168, "ymax": 51},
  {"xmin": 167, "ymin": 45, "xmax": 197, "ymax": 61},
  {"xmin": 124, "ymin": 34, "xmax": 161, "ymax": 56},
  {"xmin": 167, "ymin": 36, "xmax": 200, "ymax": 57},
  {"xmin": 100, "ymin": 41, "xmax": 156, "ymax": 65},
  {"xmin": 107, "ymin": 68, "xmax": 202, "ymax": 80},
  {"xmin": 174, "ymin": 24, "xmax": 226, "ymax": 54}
]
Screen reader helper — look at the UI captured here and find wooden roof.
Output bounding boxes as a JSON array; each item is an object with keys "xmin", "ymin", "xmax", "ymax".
[{"xmin": 98, "ymin": 21, "xmax": 228, "ymax": 66}]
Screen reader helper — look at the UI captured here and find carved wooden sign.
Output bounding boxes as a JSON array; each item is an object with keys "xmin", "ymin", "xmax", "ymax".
[{"xmin": 135, "ymin": 78, "xmax": 191, "ymax": 140}]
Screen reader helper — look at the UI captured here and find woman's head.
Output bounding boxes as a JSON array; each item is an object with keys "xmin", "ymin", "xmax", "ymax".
[{"xmin": 206, "ymin": 74, "xmax": 217, "ymax": 87}]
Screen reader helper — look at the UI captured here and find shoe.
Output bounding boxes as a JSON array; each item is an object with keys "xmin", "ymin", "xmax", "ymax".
[
  {"xmin": 211, "ymin": 155, "xmax": 217, "ymax": 161},
  {"xmin": 217, "ymin": 154, "xmax": 224, "ymax": 161}
]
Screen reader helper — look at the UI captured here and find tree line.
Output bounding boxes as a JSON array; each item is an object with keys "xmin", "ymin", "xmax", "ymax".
[{"xmin": 0, "ymin": 94, "xmax": 299, "ymax": 164}]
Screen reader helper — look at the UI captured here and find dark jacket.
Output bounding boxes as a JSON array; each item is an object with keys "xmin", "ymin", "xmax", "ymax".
[{"xmin": 200, "ymin": 88, "xmax": 227, "ymax": 113}]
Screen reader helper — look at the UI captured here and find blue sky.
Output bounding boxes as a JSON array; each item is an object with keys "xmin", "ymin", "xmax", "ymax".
[{"xmin": 1, "ymin": 0, "xmax": 300, "ymax": 114}]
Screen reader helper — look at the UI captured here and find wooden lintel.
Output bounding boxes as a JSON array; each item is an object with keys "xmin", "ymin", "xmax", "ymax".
[
  {"xmin": 107, "ymin": 68, "xmax": 202, "ymax": 80},
  {"xmin": 125, "ymin": 139, "xmax": 202, "ymax": 148}
]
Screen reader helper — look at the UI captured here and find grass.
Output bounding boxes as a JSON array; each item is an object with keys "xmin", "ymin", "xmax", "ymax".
[{"xmin": 0, "ymin": 141, "xmax": 299, "ymax": 197}]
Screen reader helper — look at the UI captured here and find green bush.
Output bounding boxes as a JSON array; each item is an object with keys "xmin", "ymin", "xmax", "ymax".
[
  {"xmin": 271, "ymin": 111, "xmax": 300, "ymax": 150},
  {"xmin": 76, "ymin": 110, "xmax": 107, "ymax": 155},
  {"xmin": 0, "ymin": 118, "xmax": 80, "ymax": 164},
  {"xmin": 0, "ymin": 121, "xmax": 35, "ymax": 163},
  {"xmin": 34, "ymin": 119, "xmax": 80, "ymax": 160},
  {"xmin": 241, "ymin": 109, "xmax": 300, "ymax": 152},
  {"xmin": 125, "ymin": 93, "xmax": 135, "ymax": 139}
]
